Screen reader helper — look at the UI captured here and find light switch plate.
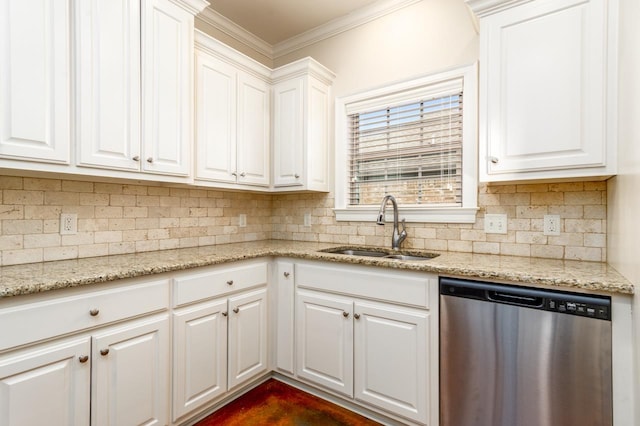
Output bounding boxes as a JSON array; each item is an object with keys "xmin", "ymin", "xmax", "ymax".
[{"xmin": 485, "ymin": 214, "xmax": 507, "ymax": 234}]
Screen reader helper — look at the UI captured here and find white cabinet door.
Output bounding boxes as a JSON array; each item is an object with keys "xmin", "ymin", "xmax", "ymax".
[
  {"xmin": 0, "ymin": 338, "xmax": 90, "ymax": 426},
  {"xmin": 0, "ymin": 0, "xmax": 71, "ymax": 163},
  {"xmin": 274, "ymin": 261, "xmax": 295, "ymax": 374},
  {"xmin": 228, "ymin": 288, "xmax": 268, "ymax": 390},
  {"xmin": 296, "ymin": 290, "xmax": 353, "ymax": 397},
  {"xmin": 354, "ymin": 301, "xmax": 429, "ymax": 424},
  {"xmin": 76, "ymin": 0, "xmax": 141, "ymax": 171},
  {"xmin": 237, "ymin": 72, "xmax": 270, "ymax": 186},
  {"xmin": 194, "ymin": 51, "xmax": 237, "ymax": 183},
  {"xmin": 91, "ymin": 315, "xmax": 169, "ymax": 426},
  {"xmin": 142, "ymin": 0, "xmax": 192, "ymax": 176},
  {"xmin": 306, "ymin": 77, "xmax": 330, "ymax": 190},
  {"xmin": 172, "ymin": 299, "xmax": 228, "ymax": 422},
  {"xmin": 479, "ymin": 0, "xmax": 613, "ymax": 181},
  {"xmin": 272, "ymin": 78, "xmax": 304, "ymax": 187}
]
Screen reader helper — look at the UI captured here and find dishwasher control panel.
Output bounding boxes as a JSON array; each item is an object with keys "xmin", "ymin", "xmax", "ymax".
[{"xmin": 546, "ymin": 298, "xmax": 610, "ymax": 320}]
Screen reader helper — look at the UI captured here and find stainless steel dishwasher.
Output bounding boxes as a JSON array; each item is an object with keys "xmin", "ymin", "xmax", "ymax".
[{"xmin": 440, "ymin": 277, "xmax": 612, "ymax": 426}]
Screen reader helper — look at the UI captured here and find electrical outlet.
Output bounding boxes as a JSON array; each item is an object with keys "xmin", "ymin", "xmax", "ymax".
[
  {"xmin": 239, "ymin": 214, "xmax": 247, "ymax": 228},
  {"xmin": 303, "ymin": 213, "xmax": 311, "ymax": 227},
  {"xmin": 60, "ymin": 213, "xmax": 78, "ymax": 235},
  {"xmin": 544, "ymin": 215, "xmax": 561, "ymax": 236},
  {"xmin": 485, "ymin": 214, "xmax": 507, "ymax": 234}
]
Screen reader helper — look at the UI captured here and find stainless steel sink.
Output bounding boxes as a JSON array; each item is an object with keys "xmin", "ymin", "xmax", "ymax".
[{"xmin": 320, "ymin": 247, "xmax": 439, "ymax": 261}]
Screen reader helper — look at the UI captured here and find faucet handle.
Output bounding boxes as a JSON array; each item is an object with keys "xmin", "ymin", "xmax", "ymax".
[{"xmin": 398, "ymin": 219, "xmax": 407, "ymax": 244}]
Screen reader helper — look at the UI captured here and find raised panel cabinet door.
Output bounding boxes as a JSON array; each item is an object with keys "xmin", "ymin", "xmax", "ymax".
[
  {"xmin": 237, "ymin": 72, "xmax": 270, "ymax": 186},
  {"xmin": 194, "ymin": 49, "xmax": 237, "ymax": 183},
  {"xmin": 91, "ymin": 315, "xmax": 169, "ymax": 426},
  {"xmin": 76, "ymin": 0, "xmax": 141, "ymax": 171},
  {"xmin": 227, "ymin": 288, "xmax": 268, "ymax": 390},
  {"xmin": 0, "ymin": 0, "xmax": 71, "ymax": 163},
  {"xmin": 274, "ymin": 261, "xmax": 295, "ymax": 374},
  {"xmin": 295, "ymin": 290, "xmax": 353, "ymax": 397},
  {"xmin": 142, "ymin": 0, "xmax": 192, "ymax": 176},
  {"xmin": 306, "ymin": 77, "xmax": 330, "ymax": 191},
  {"xmin": 354, "ymin": 301, "xmax": 429, "ymax": 424},
  {"xmin": 172, "ymin": 299, "xmax": 228, "ymax": 422},
  {"xmin": 0, "ymin": 338, "xmax": 91, "ymax": 426},
  {"xmin": 481, "ymin": 0, "xmax": 608, "ymax": 177},
  {"xmin": 272, "ymin": 78, "xmax": 304, "ymax": 187}
]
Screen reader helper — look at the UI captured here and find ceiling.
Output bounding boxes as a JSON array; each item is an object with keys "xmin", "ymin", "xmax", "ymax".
[{"xmin": 206, "ymin": 0, "xmax": 382, "ymax": 45}]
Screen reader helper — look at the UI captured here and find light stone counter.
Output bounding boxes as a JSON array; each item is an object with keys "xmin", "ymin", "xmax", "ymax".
[{"xmin": 0, "ymin": 240, "xmax": 633, "ymax": 297}]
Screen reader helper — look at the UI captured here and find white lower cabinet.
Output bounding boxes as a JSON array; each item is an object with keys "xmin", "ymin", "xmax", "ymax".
[
  {"xmin": 294, "ymin": 261, "xmax": 437, "ymax": 425},
  {"xmin": 296, "ymin": 290, "xmax": 353, "ymax": 397},
  {"xmin": 171, "ymin": 261, "xmax": 269, "ymax": 423},
  {"xmin": 173, "ymin": 299, "xmax": 228, "ymax": 421},
  {"xmin": 91, "ymin": 315, "xmax": 169, "ymax": 426},
  {"xmin": 0, "ymin": 338, "xmax": 91, "ymax": 426}
]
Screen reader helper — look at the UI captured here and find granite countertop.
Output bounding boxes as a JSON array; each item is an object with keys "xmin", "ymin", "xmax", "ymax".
[{"xmin": 0, "ymin": 240, "xmax": 633, "ymax": 298}]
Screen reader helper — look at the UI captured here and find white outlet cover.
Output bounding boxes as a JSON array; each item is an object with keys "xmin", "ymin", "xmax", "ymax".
[
  {"xmin": 543, "ymin": 215, "xmax": 561, "ymax": 236},
  {"xmin": 60, "ymin": 213, "xmax": 78, "ymax": 235},
  {"xmin": 239, "ymin": 214, "xmax": 247, "ymax": 228},
  {"xmin": 304, "ymin": 213, "xmax": 311, "ymax": 227},
  {"xmin": 485, "ymin": 214, "xmax": 507, "ymax": 234}
]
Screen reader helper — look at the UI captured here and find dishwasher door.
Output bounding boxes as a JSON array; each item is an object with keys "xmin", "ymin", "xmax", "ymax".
[{"xmin": 440, "ymin": 277, "xmax": 612, "ymax": 426}]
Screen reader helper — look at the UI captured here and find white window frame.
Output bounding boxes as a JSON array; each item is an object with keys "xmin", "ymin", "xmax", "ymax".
[{"xmin": 334, "ymin": 63, "xmax": 479, "ymax": 223}]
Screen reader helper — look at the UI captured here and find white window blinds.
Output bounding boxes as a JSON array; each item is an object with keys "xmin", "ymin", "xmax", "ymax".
[{"xmin": 347, "ymin": 80, "xmax": 463, "ymax": 207}]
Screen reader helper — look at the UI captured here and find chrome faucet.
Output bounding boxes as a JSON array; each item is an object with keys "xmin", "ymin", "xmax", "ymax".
[{"xmin": 376, "ymin": 195, "xmax": 407, "ymax": 250}]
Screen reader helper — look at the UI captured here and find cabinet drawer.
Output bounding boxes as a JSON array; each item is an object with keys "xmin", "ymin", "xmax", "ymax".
[
  {"xmin": 295, "ymin": 262, "xmax": 433, "ymax": 309},
  {"xmin": 0, "ymin": 279, "xmax": 169, "ymax": 351},
  {"xmin": 173, "ymin": 261, "xmax": 268, "ymax": 307}
]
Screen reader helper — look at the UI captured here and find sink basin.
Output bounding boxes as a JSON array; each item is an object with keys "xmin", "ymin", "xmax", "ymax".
[{"xmin": 320, "ymin": 247, "xmax": 439, "ymax": 261}]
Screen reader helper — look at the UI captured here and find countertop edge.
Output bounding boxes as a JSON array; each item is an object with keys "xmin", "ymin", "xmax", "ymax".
[{"xmin": 0, "ymin": 242, "xmax": 634, "ymax": 298}]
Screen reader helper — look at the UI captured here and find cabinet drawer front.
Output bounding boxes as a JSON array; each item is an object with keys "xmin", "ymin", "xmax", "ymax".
[
  {"xmin": 295, "ymin": 263, "xmax": 432, "ymax": 309},
  {"xmin": 0, "ymin": 279, "xmax": 169, "ymax": 351},
  {"xmin": 173, "ymin": 261, "xmax": 268, "ymax": 306}
]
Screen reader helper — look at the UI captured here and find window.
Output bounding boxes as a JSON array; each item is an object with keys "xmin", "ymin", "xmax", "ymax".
[{"xmin": 334, "ymin": 64, "xmax": 478, "ymax": 223}]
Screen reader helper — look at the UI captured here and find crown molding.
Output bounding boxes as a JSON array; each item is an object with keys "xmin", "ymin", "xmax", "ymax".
[
  {"xmin": 197, "ymin": 0, "xmax": 422, "ymax": 61},
  {"xmin": 272, "ymin": 0, "xmax": 422, "ymax": 59},
  {"xmin": 169, "ymin": 0, "xmax": 210, "ymax": 15},
  {"xmin": 464, "ymin": 0, "xmax": 534, "ymax": 17},
  {"xmin": 196, "ymin": 7, "xmax": 274, "ymax": 59}
]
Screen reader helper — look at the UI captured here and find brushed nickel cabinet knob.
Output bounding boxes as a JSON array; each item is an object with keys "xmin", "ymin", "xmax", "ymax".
[
  {"xmin": 78, "ymin": 355, "xmax": 89, "ymax": 363},
  {"xmin": 89, "ymin": 309, "xmax": 99, "ymax": 317},
  {"xmin": 100, "ymin": 349, "xmax": 109, "ymax": 356},
  {"xmin": 233, "ymin": 307, "xmax": 240, "ymax": 314}
]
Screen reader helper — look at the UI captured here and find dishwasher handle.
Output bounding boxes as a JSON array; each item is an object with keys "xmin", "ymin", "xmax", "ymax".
[{"xmin": 487, "ymin": 290, "xmax": 544, "ymax": 308}]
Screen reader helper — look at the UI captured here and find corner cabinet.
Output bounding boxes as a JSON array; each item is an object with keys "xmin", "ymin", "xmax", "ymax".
[
  {"xmin": 294, "ymin": 261, "xmax": 438, "ymax": 426},
  {"xmin": 272, "ymin": 59, "xmax": 335, "ymax": 191},
  {"xmin": 194, "ymin": 32, "xmax": 271, "ymax": 189},
  {"xmin": 171, "ymin": 260, "xmax": 269, "ymax": 423},
  {"xmin": 468, "ymin": 0, "xmax": 618, "ymax": 182}
]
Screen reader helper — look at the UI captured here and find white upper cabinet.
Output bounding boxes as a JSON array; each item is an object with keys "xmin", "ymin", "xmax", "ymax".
[
  {"xmin": 194, "ymin": 31, "xmax": 271, "ymax": 188},
  {"xmin": 77, "ymin": 0, "xmax": 205, "ymax": 177},
  {"xmin": 141, "ymin": 0, "xmax": 194, "ymax": 176},
  {"xmin": 272, "ymin": 59, "xmax": 334, "ymax": 191},
  {"xmin": 469, "ymin": 0, "xmax": 618, "ymax": 182},
  {"xmin": 0, "ymin": 0, "xmax": 72, "ymax": 164},
  {"xmin": 76, "ymin": 0, "xmax": 141, "ymax": 171}
]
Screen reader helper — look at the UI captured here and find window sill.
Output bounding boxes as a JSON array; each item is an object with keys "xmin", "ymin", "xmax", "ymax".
[{"xmin": 333, "ymin": 207, "xmax": 479, "ymax": 223}]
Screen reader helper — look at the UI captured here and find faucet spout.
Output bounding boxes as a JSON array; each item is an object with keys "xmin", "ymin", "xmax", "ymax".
[{"xmin": 376, "ymin": 195, "xmax": 407, "ymax": 250}]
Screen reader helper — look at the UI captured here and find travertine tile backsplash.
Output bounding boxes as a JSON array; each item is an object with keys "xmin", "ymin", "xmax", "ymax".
[{"xmin": 0, "ymin": 175, "xmax": 606, "ymax": 266}]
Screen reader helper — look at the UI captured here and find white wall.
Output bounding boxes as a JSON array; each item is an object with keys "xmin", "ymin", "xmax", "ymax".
[
  {"xmin": 607, "ymin": 0, "xmax": 640, "ymax": 419},
  {"xmin": 273, "ymin": 0, "xmax": 479, "ymax": 97}
]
